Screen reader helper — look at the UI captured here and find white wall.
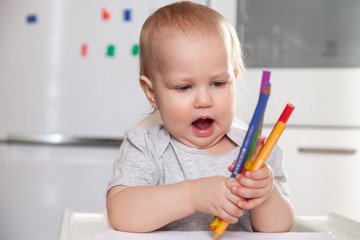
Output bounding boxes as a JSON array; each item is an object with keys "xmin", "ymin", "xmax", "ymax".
[{"xmin": 211, "ymin": 0, "xmax": 238, "ymax": 27}]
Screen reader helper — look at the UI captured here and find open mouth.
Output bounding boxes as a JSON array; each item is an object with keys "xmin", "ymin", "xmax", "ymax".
[{"xmin": 192, "ymin": 118, "xmax": 214, "ymax": 130}]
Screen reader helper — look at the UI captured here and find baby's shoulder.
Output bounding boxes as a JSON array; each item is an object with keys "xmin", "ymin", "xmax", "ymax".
[{"xmin": 125, "ymin": 124, "xmax": 170, "ymax": 155}]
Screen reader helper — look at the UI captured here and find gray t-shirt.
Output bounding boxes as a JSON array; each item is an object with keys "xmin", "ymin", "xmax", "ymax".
[{"xmin": 107, "ymin": 125, "xmax": 289, "ymax": 232}]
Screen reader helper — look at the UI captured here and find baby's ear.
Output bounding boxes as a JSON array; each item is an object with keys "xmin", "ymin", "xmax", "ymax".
[{"xmin": 139, "ymin": 75, "xmax": 158, "ymax": 109}]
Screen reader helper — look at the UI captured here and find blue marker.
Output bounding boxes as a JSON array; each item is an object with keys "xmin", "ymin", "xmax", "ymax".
[{"xmin": 231, "ymin": 83, "xmax": 271, "ymax": 178}]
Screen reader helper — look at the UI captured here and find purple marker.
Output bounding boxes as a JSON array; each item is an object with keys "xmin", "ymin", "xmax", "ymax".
[
  {"xmin": 260, "ymin": 71, "xmax": 271, "ymax": 96},
  {"xmin": 256, "ymin": 70, "xmax": 271, "ymax": 142}
]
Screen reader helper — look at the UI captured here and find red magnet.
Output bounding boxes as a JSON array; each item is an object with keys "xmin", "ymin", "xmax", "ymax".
[
  {"xmin": 102, "ymin": 8, "xmax": 110, "ymax": 20},
  {"xmin": 81, "ymin": 43, "xmax": 88, "ymax": 57}
]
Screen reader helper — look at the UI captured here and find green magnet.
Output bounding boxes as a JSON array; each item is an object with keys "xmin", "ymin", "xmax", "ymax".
[
  {"xmin": 106, "ymin": 45, "xmax": 115, "ymax": 57},
  {"xmin": 132, "ymin": 44, "xmax": 139, "ymax": 56}
]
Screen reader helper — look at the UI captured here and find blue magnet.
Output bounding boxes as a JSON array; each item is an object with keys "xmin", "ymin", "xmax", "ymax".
[
  {"xmin": 124, "ymin": 9, "xmax": 131, "ymax": 21},
  {"xmin": 27, "ymin": 14, "xmax": 37, "ymax": 23}
]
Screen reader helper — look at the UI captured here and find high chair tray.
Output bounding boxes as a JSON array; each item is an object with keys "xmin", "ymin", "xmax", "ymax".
[{"xmin": 58, "ymin": 210, "xmax": 360, "ymax": 240}]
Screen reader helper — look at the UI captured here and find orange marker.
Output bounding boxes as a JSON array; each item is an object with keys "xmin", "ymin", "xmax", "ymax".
[
  {"xmin": 251, "ymin": 104, "xmax": 294, "ymax": 170},
  {"xmin": 212, "ymin": 219, "xmax": 228, "ymax": 240}
]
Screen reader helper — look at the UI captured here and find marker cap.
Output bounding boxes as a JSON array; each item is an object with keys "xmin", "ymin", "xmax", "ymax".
[{"xmin": 278, "ymin": 104, "xmax": 295, "ymax": 123}]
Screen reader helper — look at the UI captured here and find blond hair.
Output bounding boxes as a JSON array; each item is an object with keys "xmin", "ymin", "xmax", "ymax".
[{"xmin": 139, "ymin": 1, "xmax": 244, "ymax": 78}]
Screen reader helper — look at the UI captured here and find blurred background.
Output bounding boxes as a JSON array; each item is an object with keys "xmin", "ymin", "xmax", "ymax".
[{"xmin": 0, "ymin": 0, "xmax": 359, "ymax": 239}]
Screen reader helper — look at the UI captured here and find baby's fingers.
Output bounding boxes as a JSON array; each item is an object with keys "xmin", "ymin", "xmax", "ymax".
[
  {"xmin": 243, "ymin": 164, "xmax": 272, "ymax": 180},
  {"xmin": 218, "ymin": 201, "xmax": 245, "ymax": 223},
  {"xmin": 228, "ymin": 160, "xmax": 236, "ymax": 172},
  {"xmin": 225, "ymin": 178, "xmax": 248, "ymax": 207},
  {"xmin": 237, "ymin": 197, "xmax": 264, "ymax": 210},
  {"xmin": 225, "ymin": 178, "xmax": 243, "ymax": 203},
  {"xmin": 236, "ymin": 173, "xmax": 269, "ymax": 189},
  {"xmin": 223, "ymin": 178, "xmax": 246, "ymax": 220}
]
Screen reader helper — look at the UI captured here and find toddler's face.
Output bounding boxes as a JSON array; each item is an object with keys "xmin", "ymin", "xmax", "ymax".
[{"xmin": 149, "ymin": 32, "xmax": 236, "ymax": 151}]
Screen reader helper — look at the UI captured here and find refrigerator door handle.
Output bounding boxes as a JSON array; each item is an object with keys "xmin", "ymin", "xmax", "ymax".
[{"xmin": 1, "ymin": 133, "xmax": 123, "ymax": 147}]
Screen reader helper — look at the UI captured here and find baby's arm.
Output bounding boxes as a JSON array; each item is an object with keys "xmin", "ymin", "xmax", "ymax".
[
  {"xmin": 106, "ymin": 175, "xmax": 245, "ymax": 232},
  {"xmin": 231, "ymin": 165, "xmax": 294, "ymax": 232}
]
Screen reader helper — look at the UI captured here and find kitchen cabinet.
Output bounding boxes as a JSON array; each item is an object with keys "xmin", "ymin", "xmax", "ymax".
[{"xmin": 267, "ymin": 127, "xmax": 360, "ymax": 222}]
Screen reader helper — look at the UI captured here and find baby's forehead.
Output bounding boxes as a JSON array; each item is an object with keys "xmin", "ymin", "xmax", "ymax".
[
  {"xmin": 140, "ymin": 23, "xmax": 238, "ymax": 78},
  {"xmin": 153, "ymin": 28, "xmax": 229, "ymax": 48},
  {"xmin": 151, "ymin": 28, "xmax": 231, "ymax": 58},
  {"xmin": 149, "ymin": 32, "xmax": 233, "ymax": 76}
]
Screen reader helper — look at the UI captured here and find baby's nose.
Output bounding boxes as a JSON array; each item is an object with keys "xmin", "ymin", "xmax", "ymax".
[{"xmin": 195, "ymin": 89, "xmax": 213, "ymax": 108}]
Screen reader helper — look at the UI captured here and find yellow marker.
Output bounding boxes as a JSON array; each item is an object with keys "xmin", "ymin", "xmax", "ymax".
[{"xmin": 209, "ymin": 216, "xmax": 220, "ymax": 231}]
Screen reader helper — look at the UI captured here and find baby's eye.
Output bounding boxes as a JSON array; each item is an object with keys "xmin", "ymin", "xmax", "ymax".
[
  {"xmin": 177, "ymin": 85, "xmax": 191, "ymax": 91},
  {"xmin": 212, "ymin": 81, "xmax": 225, "ymax": 87}
]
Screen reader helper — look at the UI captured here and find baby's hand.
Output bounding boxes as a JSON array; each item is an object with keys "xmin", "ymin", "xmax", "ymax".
[
  {"xmin": 190, "ymin": 176, "xmax": 245, "ymax": 223},
  {"xmin": 231, "ymin": 164, "xmax": 274, "ymax": 210}
]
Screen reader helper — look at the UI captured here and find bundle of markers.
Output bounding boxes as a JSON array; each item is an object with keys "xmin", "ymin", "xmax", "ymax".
[{"xmin": 209, "ymin": 71, "xmax": 295, "ymax": 240}]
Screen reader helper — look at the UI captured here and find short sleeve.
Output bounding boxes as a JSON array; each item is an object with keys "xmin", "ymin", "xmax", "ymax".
[{"xmin": 107, "ymin": 128, "xmax": 162, "ymax": 192}]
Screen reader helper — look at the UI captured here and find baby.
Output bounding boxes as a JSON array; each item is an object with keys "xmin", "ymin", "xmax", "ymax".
[{"xmin": 106, "ymin": 1, "xmax": 294, "ymax": 233}]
